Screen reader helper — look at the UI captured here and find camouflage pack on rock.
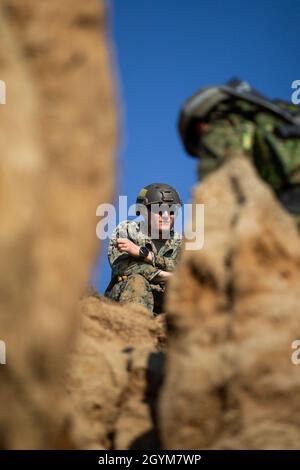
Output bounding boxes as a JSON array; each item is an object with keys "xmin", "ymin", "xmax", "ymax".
[{"xmin": 179, "ymin": 78, "xmax": 300, "ymax": 216}]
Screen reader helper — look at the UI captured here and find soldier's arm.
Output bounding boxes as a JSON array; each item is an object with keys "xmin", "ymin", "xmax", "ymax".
[
  {"xmin": 108, "ymin": 225, "xmax": 161, "ymax": 282},
  {"xmin": 153, "ymin": 270, "xmax": 173, "ymax": 282},
  {"xmin": 149, "ymin": 242, "xmax": 182, "ymax": 272},
  {"xmin": 112, "ymin": 257, "xmax": 161, "ymax": 282},
  {"xmin": 108, "ymin": 222, "xmax": 181, "ymax": 280},
  {"xmin": 153, "ymin": 255, "xmax": 177, "ymax": 272},
  {"xmin": 107, "ymin": 221, "xmax": 136, "ymax": 267},
  {"xmin": 114, "ymin": 229, "xmax": 183, "ymax": 274}
]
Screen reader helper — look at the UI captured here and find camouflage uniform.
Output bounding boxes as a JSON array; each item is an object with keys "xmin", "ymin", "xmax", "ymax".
[
  {"xmin": 188, "ymin": 100, "xmax": 300, "ymax": 193},
  {"xmin": 104, "ymin": 220, "xmax": 182, "ymax": 314},
  {"xmin": 179, "ymin": 79, "xmax": 300, "ymax": 224}
]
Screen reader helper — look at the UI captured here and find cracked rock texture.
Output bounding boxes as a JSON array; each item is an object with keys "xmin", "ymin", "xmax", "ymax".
[
  {"xmin": 0, "ymin": 0, "xmax": 116, "ymax": 449},
  {"xmin": 159, "ymin": 157, "xmax": 300, "ymax": 449}
]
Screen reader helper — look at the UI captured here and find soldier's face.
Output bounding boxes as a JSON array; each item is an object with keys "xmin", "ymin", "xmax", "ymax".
[{"xmin": 147, "ymin": 204, "xmax": 176, "ymax": 237}]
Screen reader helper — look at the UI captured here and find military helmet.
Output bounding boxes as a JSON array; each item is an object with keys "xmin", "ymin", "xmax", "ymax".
[{"xmin": 136, "ymin": 183, "xmax": 182, "ymax": 207}]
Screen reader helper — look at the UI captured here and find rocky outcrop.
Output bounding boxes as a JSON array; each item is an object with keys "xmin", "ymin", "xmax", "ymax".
[
  {"xmin": 159, "ymin": 157, "xmax": 300, "ymax": 449},
  {"xmin": 0, "ymin": 0, "xmax": 116, "ymax": 449},
  {"xmin": 63, "ymin": 295, "xmax": 166, "ymax": 450}
]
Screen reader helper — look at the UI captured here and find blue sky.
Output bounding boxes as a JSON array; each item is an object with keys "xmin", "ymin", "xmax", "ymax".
[{"xmin": 92, "ymin": 0, "xmax": 300, "ymax": 293}]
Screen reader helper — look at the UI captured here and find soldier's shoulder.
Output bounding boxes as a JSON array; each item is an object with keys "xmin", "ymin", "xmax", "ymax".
[{"xmin": 112, "ymin": 219, "xmax": 141, "ymax": 239}]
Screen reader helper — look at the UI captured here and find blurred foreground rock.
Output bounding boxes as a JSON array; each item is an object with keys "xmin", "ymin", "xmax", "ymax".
[
  {"xmin": 0, "ymin": 0, "xmax": 116, "ymax": 449},
  {"xmin": 63, "ymin": 296, "xmax": 166, "ymax": 450},
  {"xmin": 159, "ymin": 157, "xmax": 300, "ymax": 449}
]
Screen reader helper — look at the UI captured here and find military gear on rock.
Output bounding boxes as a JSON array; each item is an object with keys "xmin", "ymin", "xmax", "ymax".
[{"xmin": 179, "ymin": 78, "xmax": 300, "ymax": 217}]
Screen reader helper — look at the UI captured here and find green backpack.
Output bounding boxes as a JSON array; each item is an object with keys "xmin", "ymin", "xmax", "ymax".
[{"xmin": 179, "ymin": 78, "xmax": 300, "ymax": 216}]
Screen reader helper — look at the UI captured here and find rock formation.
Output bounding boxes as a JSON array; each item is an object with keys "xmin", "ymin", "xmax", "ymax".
[
  {"xmin": 0, "ymin": 0, "xmax": 117, "ymax": 449},
  {"xmin": 63, "ymin": 295, "xmax": 166, "ymax": 450},
  {"xmin": 159, "ymin": 157, "xmax": 300, "ymax": 449}
]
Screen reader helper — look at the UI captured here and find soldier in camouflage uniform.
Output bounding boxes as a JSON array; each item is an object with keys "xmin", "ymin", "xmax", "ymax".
[
  {"xmin": 179, "ymin": 78, "xmax": 300, "ymax": 223},
  {"xmin": 104, "ymin": 183, "xmax": 183, "ymax": 315}
]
